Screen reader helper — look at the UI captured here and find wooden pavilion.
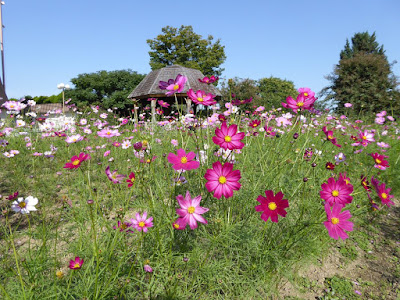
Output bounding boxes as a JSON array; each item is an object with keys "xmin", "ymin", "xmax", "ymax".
[{"xmin": 127, "ymin": 65, "xmax": 221, "ymax": 122}]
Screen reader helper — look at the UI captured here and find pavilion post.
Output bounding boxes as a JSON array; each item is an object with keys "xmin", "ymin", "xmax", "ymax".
[
  {"xmin": 133, "ymin": 100, "xmax": 139, "ymax": 124},
  {"xmin": 151, "ymin": 98, "xmax": 156, "ymax": 123},
  {"xmin": 186, "ymin": 98, "xmax": 192, "ymax": 115}
]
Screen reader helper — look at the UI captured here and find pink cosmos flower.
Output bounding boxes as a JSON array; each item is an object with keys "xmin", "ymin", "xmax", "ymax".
[
  {"xmin": 144, "ymin": 265, "xmax": 153, "ymax": 273},
  {"xmin": 264, "ymin": 126, "xmax": 276, "ymax": 137},
  {"xmin": 320, "ymin": 176, "xmax": 353, "ymax": 207},
  {"xmin": 352, "ymin": 130, "xmax": 375, "ymax": 147},
  {"xmin": 377, "ymin": 142, "xmax": 390, "ymax": 148},
  {"xmin": 375, "ymin": 117, "xmax": 385, "ymax": 125},
  {"xmin": 187, "ymin": 89, "xmax": 217, "ymax": 106},
  {"xmin": 322, "ymin": 126, "xmax": 342, "ymax": 148},
  {"xmin": 113, "ymin": 221, "xmax": 133, "ymax": 233},
  {"xmin": 2, "ymin": 101, "xmax": 26, "ymax": 111},
  {"xmin": 281, "ymin": 93, "xmax": 316, "ymax": 113},
  {"xmin": 344, "ymin": 103, "xmax": 352, "ymax": 108},
  {"xmin": 204, "ymin": 161, "xmax": 241, "ymax": 199},
  {"xmin": 158, "ymin": 100, "xmax": 170, "ymax": 108},
  {"xmin": 369, "ymin": 153, "xmax": 389, "ymax": 170},
  {"xmin": 323, "ymin": 203, "xmax": 353, "ymax": 240},
  {"xmin": 255, "ymin": 190, "xmax": 289, "ymax": 223},
  {"xmin": 64, "ymin": 152, "xmax": 91, "ymax": 169},
  {"xmin": 105, "ymin": 166, "xmax": 126, "ymax": 184},
  {"xmin": 167, "ymin": 148, "xmax": 200, "ymax": 171},
  {"xmin": 198, "ymin": 75, "xmax": 219, "ymax": 84},
  {"xmin": 298, "ymin": 87, "xmax": 315, "ymax": 99},
  {"xmin": 131, "ymin": 212, "xmax": 153, "ymax": 232},
  {"xmin": 248, "ymin": 119, "xmax": 261, "ymax": 128},
  {"xmin": 174, "ymin": 191, "xmax": 209, "ymax": 230},
  {"xmin": 126, "ymin": 172, "xmax": 135, "ymax": 188},
  {"xmin": 97, "ymin": 128, "xmax": 120, "ymax": 138},
  {"xmin": 159, "ymin": 74, "xmax": 187, "ymax": 96},
  {"xmin": 375, "ymin": 181, "xmax": 395, "ymax": 207},
  {"xmin": 212, "ymin": 122, "xmax": 245, "ymax": 150},
  {"xmin": 171, "ymin": 139, "xmax": 178, "ymax": 147},
  {"xmin": 69, "ymin": 256, "xmax": 84, "ymax": 270}
]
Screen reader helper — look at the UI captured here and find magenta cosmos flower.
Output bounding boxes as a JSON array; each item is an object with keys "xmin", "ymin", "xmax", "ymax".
[
  {"xmin": 212, "ymin": 122, "xmax": 245, "ymax": 150},
  {"xmin": 97, "ymin": 128, "xmax": 120, "ymax": 138},
  {"xmin": 173, "ymin": 191, "xmax": 209, "ymax": 230},
  {"xmin": 369, "ymin": 153, "xmax": 389, "ymax": 170},
  {"xmin": 105, "ymin": 166, "xmax": 126, "ymax": 184},
  {"xmin": 320, "ymin": 176, "xmax": 353, "ymax": 207},
  {"xmin": 255, "ymin": 190, "xmax": 289, "ymax": 223},
  {"xmin": 323, "ymin": 203, "xmax": 353, "ymax": 240},
  {"xmin": 322, "ymin": 126, "xmax": 342, "ymax": 148},
  {"xmin": 126, "ymin": 172, "xmax": 136, "ymax": 188},
  {"xmin": 158, "ymin": 100, "xmax": 170, "ymax": 108},
  {"xmin": 281, "ymin": 93, "xmax": 316, "ymax": 113},
  {"xmin": 69, "ymin": 256, "xmax": 84, "ymax": 270},
  {"xmin": 198, "ymin": 75, "xmax": 219, "ymax": 84},
  {"xmin": 204, "ymin": 161, "xmax": 241, "ymax": 199},
  {"xmin": 375, "ymin": 181, "xmax": 395, "ymax": 207},
  {"xmin": 167, "ymin": 148, "xmax": 200, "ymax": 171},
  {"xmin": 298, "ymin": 87, "xmax": 315, "ymax": 99},
  {"xmin": 64, "ymin": 152, "xmax": 91, "ymax": 169},
  {"xmin": 187, "ymin": 89, "xmax": 217, "ymax": 106},
  {"xmin": 159, "ymin": 74, "xmax": 187, "ymax": 96},
  {"xmin": 131, "ymin": 212, "xmax": 153, "ymax": 232}
]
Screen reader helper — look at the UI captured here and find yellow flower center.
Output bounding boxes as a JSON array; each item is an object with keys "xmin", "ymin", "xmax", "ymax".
[
  {"xmin": 19, "ymin": 201, "xmax": 27, "ymax": 208},
  {"xmin": 381, "ymin": 193, "xmax": 388, "ymax": 199},
  {"xmin": 187, "ymin": 206, "xmax": 195, "ymax": 214},
  {"xmin": 253, "ymin": 123, "xmax": 258, "ymax": 127},
  {"xmin": 345, "ymin": 179, "xmax": 350, "ymax": 185},
  {"xmin": 268, "ymin": 202, "xmax": 277, "ymax": 211},
  {"xmin": 120, "ymin": 223, "xmax": 128, "ymax": 230},
  {"xmin": 181, "ymin": 156, "xmax": 188, "ymax": 163},
  {"xmin": 331, "ymin": 217, "xmax": 339, "ymax": 225},
  {"xmin": 173, "ymin": 223, "xmax": 180, "ymax": 229},
  {"xmin": 197, "ymin": 97, "xmax": 204, "ymax": 102},
  {"xmin": 304, "ymin": 92, "xmax": 308, "ymax": 97},
  {"xmin": 138, "ymin": 221, "xmax": 145, "ymax": 227},
  {"xmin": 327, "ymin": 135, "xmax": 333, "ymax": 140},
  {"xmin": 107, "ymin": 132, "xmax": 111, "ymax": 135},
  {"xmin": 224, "ymin": 136, "xmax": 232, "ymax": 142},
  {"xmin": 130, "ymin": 178, "xmax": 135, "ymax": 183},
  {"xmin": 362, "ymin": 136, "xmax": 367, "ymax": 140},
  {"xmin": 375, "ymin": 158, "xmax": 382, "ymax": 164},
  {"xmin": 146, "ymin": 159, "xmax": 151, "ymax": 163},
  {"xmin": 73, "ymin": 139, "xmax": 77, "ymax": 142},
  {"xmin": 73, "ymin": 263, "xmax": 81, "ymax": 269},
  {"xmin": 297, "ymin": 102, "xmax": 304, "ymax": 107},
  {"xmin": 173, "ymin": 84, "xmax": 179, "ymax": 91},
  {"xmin": 72, "ymin": 159, "xmax": 80, "ymax": 166},
  {"xmin": 332, "ymin": 190, "xmax": 339, "ymax": 197},
  {"xmin": 218, "ymin": 176, "xmax": 227, "ymax": 184}
]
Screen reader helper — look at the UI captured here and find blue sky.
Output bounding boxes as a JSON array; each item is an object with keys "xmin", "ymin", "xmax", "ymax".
[{"xmin": 3, "ymin": 0, "xmax": 400, "ymax": 99}]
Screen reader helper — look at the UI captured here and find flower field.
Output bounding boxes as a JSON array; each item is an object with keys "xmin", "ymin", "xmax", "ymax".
[{"xmin": 0, "ymin": 85, "xmax": 399, "ymax": 299}]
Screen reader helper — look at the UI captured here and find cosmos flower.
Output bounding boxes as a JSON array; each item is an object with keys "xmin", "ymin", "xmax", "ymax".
[
  {"xmin": 64, "ymin": 152, "xmax": 91, "ymax": 169},
  {"xmin": 174, "ymin": 191, "xmax": 209, "ymax": 230},
  {"xmin": 369, "ymin": 153, "xmax": 389, "ymax": 170},
  {"xmin": 322, "ymin": 126, "xmax": 342, "ymax": 148},
  {"xmin": 113, "ymin": 221, "xmax": 133, "ymax": 233},
  {"xmin": 255, "ymin": 190, "xmax": 289, "ymax": 223},
  {"xmin": 11, "ymin": 196, "xmax": 39, "ymax": 214},
  {"xmin": 69, "ymin": 257, "xmax": 84, "ymax": 270},
  {"xmin": 198, "ymin": 75, "xmax": 219, "ymax": 84},
  {"xmin": 105, "ymin": 166, "xmax": 126, "ymax": 184},
  {"xmin": 212, "ymin": 122, "xmax": 245, "ymax": 150},
  {"xmin": 158, "ymin": 100, "xmax": 170, "ymax": 108},
  {"xmin": 126, "ymin": 172, "xmax": 135, "ymax": 188},
  {"xmin": 167, "ymin": 149, "xmax": 200, "ymax": 171},
  {"xmin": 187, "ymin": 89, "xmax": 217, "ymax": 106},
  {"xmin": 97, "ymin": 128, "xmax": 120, "ymax": 138},
  {"xmin": 65, "ymin": 134, "xmax": 83, "ymax": 144},
  {"xmin": 281, "ymin": 93, "xmax": 316, "ymax": 113},
  {"xmin": 204, "ymin": 161, "xmax": 241, "ymax": 199},
  {"xmin": 320, "ymin": 176, "xmax": 353, "ymax": 207},
  {"xmin": 323, "ymin": 203, "xmax": 353, "ymax": 240},
  {"xmin": 131, "ymin": 212, "xmax": 153, "ymax": 232},
  {"xmin": 159, "ymin": 74, "xmax": 187, "ymax": 96},
  {"xmin": 334, "ymin": 153, "xmax": 346, "ymax": 163}
]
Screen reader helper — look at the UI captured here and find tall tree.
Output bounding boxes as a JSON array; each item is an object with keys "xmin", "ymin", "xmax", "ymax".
[
  {"xmin": 258, "ymin": 77, "xmax": 298, "ymax": 109},
  {"xmin": 65, "ymin": 70, "xmax": 145, "ymax": 111},
  {"xmin": 321, "ymin": 32, "xmax": 399, "ymax": 114},
  {"xmin": 147, "ymin": 25, "xmax": 226, "ymax": 77}
]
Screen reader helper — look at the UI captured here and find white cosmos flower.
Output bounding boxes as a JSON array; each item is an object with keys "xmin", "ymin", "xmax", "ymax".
[{"xmin": 11, "ymin": 196, "xmax": 38, "ymax": 214}]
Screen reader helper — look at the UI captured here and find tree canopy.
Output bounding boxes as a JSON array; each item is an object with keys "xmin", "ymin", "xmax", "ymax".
[
  {"xmin": 65, "ymin": 69, "xmax": 145, "ymax": 111},
  {"xmin": 321, "ymin": 31, "xmax": 399, "ymax": 114},
  {"xmin": 147, "ymin": 25, "xmax": 226, "ymax": 77}
]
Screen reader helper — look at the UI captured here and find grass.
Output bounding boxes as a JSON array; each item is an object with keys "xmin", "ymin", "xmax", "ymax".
[{"xmin": 0, "ymin": 105, "xmax": 399, "ymax": 299}]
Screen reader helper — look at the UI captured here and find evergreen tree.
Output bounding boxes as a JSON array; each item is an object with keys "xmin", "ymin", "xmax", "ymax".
[{"xmin": 321, "ymin": 31, "xmax": 399, "ymax": 115}]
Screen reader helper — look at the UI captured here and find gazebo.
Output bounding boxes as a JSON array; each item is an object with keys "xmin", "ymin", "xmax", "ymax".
[{"xmin": 127, "ymin": 65, "xmax": 221, "ymax": 122}]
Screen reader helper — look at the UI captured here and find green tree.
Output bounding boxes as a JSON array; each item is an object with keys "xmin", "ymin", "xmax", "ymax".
[
  {"xmin": 147, "ymin": 25, "xmax": 226, "ymax": 77},
  {"xmin": 321, "ymin": 31, "xmax": 399, "ymax": 114},
  {"xmin": 258, "ymin": 77, "xmax": 298, "ymax": 109},
  {"xmin": 65, "ymin": 69, "xmax": 145, "ymax": 111}
]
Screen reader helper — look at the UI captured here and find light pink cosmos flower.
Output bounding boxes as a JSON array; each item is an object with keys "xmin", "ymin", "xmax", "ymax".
[
  {"xmin": 204, "ymin": 161, "xmax": 241, "ymax": 199},
  {"xmin": 377, "ymin": 142, "xmax": 390, "ymax": 148},
  {"xmin": 97, "ymin": 128, "xmax": 120, "ymax": 138},
  {"xmin": 159, "ymin": 74, "xmax": 187, "ymax": 96},
  {"xmin": 352, "ymin": 130, "xmax": 375, "ymax": 147},
  {"xmin": 376, "ymin": 111, "xmax": 387, "ymax": 117},
  {"xmin": 187, "ymin": 89, "xmax": 217, "ymax": 106},
  {"xmin": 298, "ymin": 87, "xmax": 315, "ymax": 98},
  {"xmin": 105, "ymin": 166, "xmax": 126, "ymax": 184},
  {"xmin": 2, "ymin": 101, "xmax": 27, "ymax": 111},
  {"xmin": 171, "ymin": 139, "xmax": 178, "ymax": 147},
  {"xmin": 320, "ymin": 177, "xmax": 353, "ymax": 207},
  {"xmin": 11, "ymin": 196, "xmax": 38, "ymax": 214},
  {"xmin": 174, "ymin": 191, "xmax": 209, "ymax": 230},
  {"xmin": 131, "ymin": 212, "xmax": 153, "ymax": 232},
  {"xmin": 344, "ymin": 103, "xmax": 352, "ymax": 108},
  {"xmin": 65, "ymin": 134, "xmax": 83, "ymax": 144},
  {"xmin": 323, "ymin": 203, "xmax": 353, "ymax": 240},
  {"xmin": 167, "ymin": 148, "xmax": 200, "ymax": 171}
]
